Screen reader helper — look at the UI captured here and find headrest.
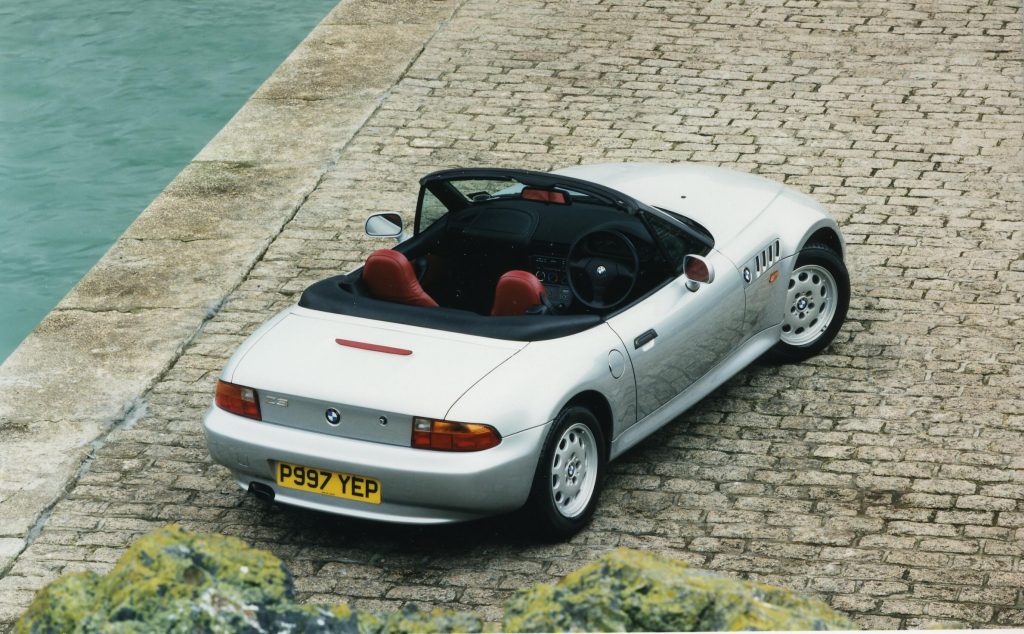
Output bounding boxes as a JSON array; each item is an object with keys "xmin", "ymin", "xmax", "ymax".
[
  {"xmin": 362, "ymin": 249, "xmax": 438, "ymax": 308},
  {"xmin": 491, "ymin": 270, "xmax": 547, "ymax": 316}
]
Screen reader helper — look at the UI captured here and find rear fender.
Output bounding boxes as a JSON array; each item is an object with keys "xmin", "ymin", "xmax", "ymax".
[
  {"xmin": 444, "ymin": 323, "xmax": 635, "ymax": 442},
  {"xmin": 221, "ymin": 307, "xmax": 293, "ymax": 383}
]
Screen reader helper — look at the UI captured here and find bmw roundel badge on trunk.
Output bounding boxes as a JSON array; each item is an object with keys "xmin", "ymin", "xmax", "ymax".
[{"xmin": 325, "ymin": 408, "xmax": 341, "ymax": 426}]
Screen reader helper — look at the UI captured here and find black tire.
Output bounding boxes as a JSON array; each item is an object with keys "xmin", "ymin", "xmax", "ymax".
[
  {"xmin": 765, "ymin": 243, "xmax": 850, "ymax": 363},
  {"xmin": 525, "ymin": 406, "xmax": 606, "ymax": 540}
]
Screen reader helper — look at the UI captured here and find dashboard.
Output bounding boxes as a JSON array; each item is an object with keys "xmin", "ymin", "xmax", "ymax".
[{"xmin": 439, "ymin": 199, "xmax": 665, "ymax": 314}]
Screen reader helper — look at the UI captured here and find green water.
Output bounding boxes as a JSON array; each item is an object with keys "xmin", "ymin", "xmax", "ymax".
[{"xmin": 0, "ymin": 0, "xmax": 339, "ymax": 362}]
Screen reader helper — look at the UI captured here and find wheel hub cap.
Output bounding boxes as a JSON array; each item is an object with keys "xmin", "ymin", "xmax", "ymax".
[
  {"xmin": 781, "ymin": 263, "xmax": 839, "ymax": 347},
  {"xmin": 550, "ymin": 422, "xmax": 599, "ymax": 518}
]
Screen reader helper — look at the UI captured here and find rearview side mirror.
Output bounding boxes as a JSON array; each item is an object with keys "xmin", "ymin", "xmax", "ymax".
[
  {"xmin": 365, "ymin": 213, "xmax": 406, "ymax": 242},
  {"xmin": 683, "ymin": 254, "xmax": 715, "ymax": 292}
]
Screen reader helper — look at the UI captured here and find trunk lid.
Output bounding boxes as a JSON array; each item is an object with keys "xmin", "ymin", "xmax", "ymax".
[{"xmin": 230, "ymin": 308, "xmax": 524, "ymax": 446}]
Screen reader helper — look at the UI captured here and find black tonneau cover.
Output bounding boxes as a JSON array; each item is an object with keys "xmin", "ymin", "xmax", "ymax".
[{"xmin": 298, "ymin": 274, "xmax": 601, "ymax": 342}]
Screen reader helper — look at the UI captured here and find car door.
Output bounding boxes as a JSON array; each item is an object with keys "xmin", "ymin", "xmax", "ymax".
[{"xmin": 606, "ymin": 249, "xmax": 745, "ymax": 422}]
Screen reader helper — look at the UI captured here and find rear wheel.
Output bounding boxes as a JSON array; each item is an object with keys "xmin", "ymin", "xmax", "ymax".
[
  {"xmin": 766, "ymin": 243, "xmax": 850, "ymax": 363},
  {"xmin": 526, "ymin": 406, "xmax": 605, "ymax": 540}
]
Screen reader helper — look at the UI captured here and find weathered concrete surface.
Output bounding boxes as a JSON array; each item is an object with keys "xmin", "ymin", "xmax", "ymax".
[
  {"xmin": 0, "ymin": 0, "xmax": 457, "ymax": 598},
  {"xmin": 1, "ymin": 0, "xmax": 1022, "ymax": 630}
]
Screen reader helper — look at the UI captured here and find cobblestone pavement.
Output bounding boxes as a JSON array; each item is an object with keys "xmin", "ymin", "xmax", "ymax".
[{"xmin": 2, "ymin": 0, "xmax": 1022, "ymax": 629}]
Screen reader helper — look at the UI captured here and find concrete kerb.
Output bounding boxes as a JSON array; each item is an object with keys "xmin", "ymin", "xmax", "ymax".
[{"xmin": 0, "ymin": 0, "xmax": 459, "ymax": 576}]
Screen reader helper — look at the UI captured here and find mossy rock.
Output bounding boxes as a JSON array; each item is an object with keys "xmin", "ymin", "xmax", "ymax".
[
  {"xmin": 14, "ymin": 525, "xmax": 481, "ymax": 634},
  {"xmin": 16, "ymin": 526, "xmax": 852, "ymax": 633},
  {"xmin": 503, "ymin": 548, "xmax": 855, "ymax": 632}
]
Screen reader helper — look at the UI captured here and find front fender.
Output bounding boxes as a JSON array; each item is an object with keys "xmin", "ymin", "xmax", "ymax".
[{"xmin": 444, "ymin": 323, "xmax": 636, "ymax": 441}]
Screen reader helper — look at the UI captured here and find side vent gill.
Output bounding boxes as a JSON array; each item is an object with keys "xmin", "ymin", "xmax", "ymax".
[{"xmin": 745, "ymin": 239, "xmax": 781, "ymax": 284}]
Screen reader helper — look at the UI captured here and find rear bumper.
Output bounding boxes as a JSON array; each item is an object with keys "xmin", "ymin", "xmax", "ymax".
[{"xmin": 203, "ymin": 406, "xmax": 549, "ymax": 524}]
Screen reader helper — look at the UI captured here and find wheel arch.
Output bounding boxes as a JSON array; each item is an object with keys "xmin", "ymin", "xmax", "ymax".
[
  {"xmin": 564, "ymin": 390, "xmax": 613, "ymax": 456},
  {"xmin": 799, "ymin": 225, "xmax": 845, "ymax": 260}
]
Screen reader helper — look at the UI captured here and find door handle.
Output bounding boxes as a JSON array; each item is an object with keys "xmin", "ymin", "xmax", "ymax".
[{"xmin": 634, "ymin": 329, "xmax": 658, "ymax": 349}]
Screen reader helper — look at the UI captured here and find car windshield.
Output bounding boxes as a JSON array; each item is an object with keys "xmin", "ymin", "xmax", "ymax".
[
  {"xmin": 417, "ymin": 173, "xmax": 627, "ymax": 234},
  {"xmin": 447, "ymin": 177, "xmax": 602, "ymax": 206}
]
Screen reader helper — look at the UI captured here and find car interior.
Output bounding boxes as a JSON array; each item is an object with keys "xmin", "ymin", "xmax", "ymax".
[
  {"xmin": 386, "ymin": 200, "xmax": 665, "ymax": 316},
  {"xmin": 298, "ymin": 171, "xmax": 712, "ymax": 341}
]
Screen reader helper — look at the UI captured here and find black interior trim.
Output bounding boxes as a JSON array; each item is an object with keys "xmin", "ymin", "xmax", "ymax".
[{"xmin": 298, "ymin": 273, "xmax": 601, "ymax": 342}]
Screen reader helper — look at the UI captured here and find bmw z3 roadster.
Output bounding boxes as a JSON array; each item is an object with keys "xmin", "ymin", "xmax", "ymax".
[{"xmin": 203, "ymin": 162, "xmax": 850, "ymax": 538}]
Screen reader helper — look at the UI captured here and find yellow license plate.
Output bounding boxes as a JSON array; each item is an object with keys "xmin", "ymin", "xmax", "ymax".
[{"xmin": 275, "ymin": 461, "xmax": 381, "ymax": 504}]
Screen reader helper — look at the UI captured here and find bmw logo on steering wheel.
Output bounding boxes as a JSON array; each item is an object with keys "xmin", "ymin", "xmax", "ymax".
[{"xmin": 325, "ymin": 408, "xmax": 342, "ymax": 426}]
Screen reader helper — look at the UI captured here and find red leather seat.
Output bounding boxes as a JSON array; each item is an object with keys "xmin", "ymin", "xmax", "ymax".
[
  {"xmin": 362, "ymin": 249, "xmax": 438, "ymax": 308},
  {"xmin": 491, "ymin": 270, "xmax": 548, "ymax": 316}
]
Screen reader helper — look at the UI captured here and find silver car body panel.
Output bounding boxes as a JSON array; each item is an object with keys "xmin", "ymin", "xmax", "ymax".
[
  {"xmin": 554, "ymin": 162, "xmax": 784, "ymax": 249},
  {"xmin": 230, "ymin": 307, "xmax": 525, "ymax": 425},
  {"xmin": 205, "ymin": 405, "xmax": 548, "ymax": 523},
  {"xmin": 555, "ymin": 162, "xmax": 843, "ymax": 263},
  {"xmin": 445, "ymin": 321, "xmax": 636, "ymax": 438},
  {"xmin": 203, "ymin": 162, "xmax": 846, "ymax": 523},
  {"xmin": 606, "ymin": 252, "xmax": 745, "ymax": 420},
  {"xmin": 610, "ymin": 324, "xmax": 782, "ymax": 460}
]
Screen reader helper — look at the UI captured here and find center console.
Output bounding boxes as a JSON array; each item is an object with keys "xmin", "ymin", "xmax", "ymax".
[{"xmin": 530, "ymin": 255, "xmax": 573, "ymax": 310}]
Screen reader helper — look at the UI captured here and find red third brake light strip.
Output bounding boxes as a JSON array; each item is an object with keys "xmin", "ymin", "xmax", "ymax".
[
  {"xmin": 335, "ymin": 338, "xmax": 412, "ymax": 356},
  {"xmin": 521, "ymin": 188, "xmax": 568, "ymax": 204}
]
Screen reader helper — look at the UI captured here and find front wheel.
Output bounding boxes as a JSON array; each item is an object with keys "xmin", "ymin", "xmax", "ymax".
[
  {"xmin": 526, "ymin": 406, "xmax": 605, "ymax": 540},
  {"xmin": 766, "ymin": 243, "xmax": 850, "ymax": 363}
]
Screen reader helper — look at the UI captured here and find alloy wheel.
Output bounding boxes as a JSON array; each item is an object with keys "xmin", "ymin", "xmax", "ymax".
[
  {"xmin": 549, "ymin": 422, "xmax": 598, "ymax": 518},
  {"xmin": 781, "ymin": 263, "xmax": 839, "ymax": 346}
]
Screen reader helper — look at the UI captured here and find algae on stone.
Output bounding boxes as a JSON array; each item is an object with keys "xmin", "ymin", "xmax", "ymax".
[
  {"xmin": 13, "ymin": 571, "xmax": 99, "ymax": 634},
  {"xmin": 16, "ymin": 526, "xmax": 852, "ymax": 633},
  {"xmin": 502, "ymin": 548, "xmax": 855, "ymax": 632},
  {"xmin": 16, "ymin": 525, "xmax": 370, "ymax": 634}
]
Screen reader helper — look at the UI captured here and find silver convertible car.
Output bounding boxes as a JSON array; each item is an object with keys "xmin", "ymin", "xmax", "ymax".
[{"xmin": 203, "ymin": 163, "xmax": 849, "ymax": 538}]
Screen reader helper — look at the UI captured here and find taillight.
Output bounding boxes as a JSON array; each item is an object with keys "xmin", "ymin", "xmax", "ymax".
[
  {"xmin": 215, "ymin": 380, "xmax": 261, "ymax": 420},
  {"xmin": 411, "ymin": 417, "xmax": 501, "ymax": 451}
]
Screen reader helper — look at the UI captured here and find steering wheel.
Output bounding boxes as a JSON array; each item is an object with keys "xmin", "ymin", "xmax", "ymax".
[{"xmin": 566, "ymin": 230, "xmax": 640, "ymax": 311}]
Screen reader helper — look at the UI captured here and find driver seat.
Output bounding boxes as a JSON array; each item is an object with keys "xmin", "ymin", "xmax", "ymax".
[
  {"xmin": 362, "ymin": 249, "xmax": 439, "ymax": 308},
  {"xmin": 491, "ymin": 270, "xmax": 549, "ymax": 316}
]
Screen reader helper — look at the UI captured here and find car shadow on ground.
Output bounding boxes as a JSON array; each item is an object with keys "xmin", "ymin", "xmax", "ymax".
[{"xmin": 244, "ymin": 496, "xmax": 545, "ymax": 552}]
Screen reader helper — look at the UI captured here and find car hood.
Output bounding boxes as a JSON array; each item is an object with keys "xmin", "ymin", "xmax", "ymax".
[
  {"xmin": 554, "ymin": 162, "xmax": 784, "ymax": 245},
  {"xmin": 229, "ymin": 308, "xmax": 526, "ymax": 420}
]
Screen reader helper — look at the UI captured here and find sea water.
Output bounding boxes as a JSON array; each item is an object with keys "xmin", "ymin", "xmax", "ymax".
[{"xmin": 0, "ymin": 0, "xmax": 339, "ymax": 362}]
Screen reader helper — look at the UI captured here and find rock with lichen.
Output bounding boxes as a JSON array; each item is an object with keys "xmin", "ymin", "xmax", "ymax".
[
  {"xmin": 15, "ymin": 526, "xmax": 852, "ymax": 633},
  {"xmin": 502, "ymin": 548, "xmax": 855, "ymax": 631},
  {"xmin": 13, "ymin": 525, "xmax": 483, "ymax": 634}
]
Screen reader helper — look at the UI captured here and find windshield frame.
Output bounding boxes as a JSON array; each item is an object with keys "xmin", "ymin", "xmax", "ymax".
[{"xmin": 414, "ymin": 167, "xmax": 715, "ymax": 253}]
